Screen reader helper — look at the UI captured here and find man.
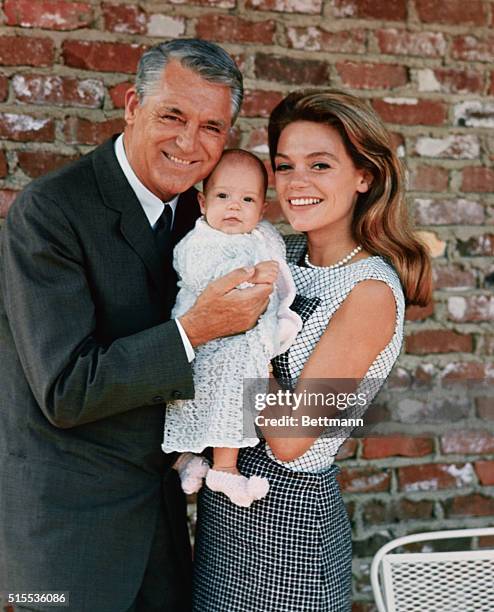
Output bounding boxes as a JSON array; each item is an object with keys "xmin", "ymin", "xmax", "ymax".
[{"xmin": 0, "ymin": 39, "xmax": 274, "ymax": 611}]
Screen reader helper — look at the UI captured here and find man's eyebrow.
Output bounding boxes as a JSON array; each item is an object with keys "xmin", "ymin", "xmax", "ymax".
[
  {"xmin": 161, "ymin": 106, "xmax": 183, "ymax": 115},
  {"xmin": 204, "ymin": 119, "xmax": 227, "ymax": 129},
  {"xmin": 160, "ymin": 106, "xmax": 226, "ymax": 129}
]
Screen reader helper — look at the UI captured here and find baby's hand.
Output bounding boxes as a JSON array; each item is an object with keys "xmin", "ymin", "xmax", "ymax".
[{"xmin": 252, "ymin": 260, "xmax": 279, "ymax": 284}]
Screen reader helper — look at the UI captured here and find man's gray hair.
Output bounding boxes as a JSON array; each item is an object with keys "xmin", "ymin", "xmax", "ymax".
[{"xmin": 135, "ymin": 39, "xmax": 243, "ymax": 123}]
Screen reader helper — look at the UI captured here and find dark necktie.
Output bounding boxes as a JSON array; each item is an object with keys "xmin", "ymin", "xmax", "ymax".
[{"xmin": 154, "ymin": 205, "xmax": 173, "ymax": 260}]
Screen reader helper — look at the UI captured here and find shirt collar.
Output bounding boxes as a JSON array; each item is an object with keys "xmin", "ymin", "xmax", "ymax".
[{"xmin": 114, "ymin": 133, "xmax": 178, "ymax": 228}]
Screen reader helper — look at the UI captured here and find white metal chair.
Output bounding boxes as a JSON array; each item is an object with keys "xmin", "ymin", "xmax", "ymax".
[{"xmin": 371, "ymin": 527, "xmax": 494, "ymax": 612}]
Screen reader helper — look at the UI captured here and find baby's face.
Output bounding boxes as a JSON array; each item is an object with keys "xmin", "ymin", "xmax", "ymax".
[{"xmin": 199, "ymin": 162, "xmax": 266, "ymax": 234}]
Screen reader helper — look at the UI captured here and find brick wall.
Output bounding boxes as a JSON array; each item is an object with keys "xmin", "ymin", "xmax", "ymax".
[{"xmin": 0, "ymin": 1, "xmax": 493, "ymax": 609}]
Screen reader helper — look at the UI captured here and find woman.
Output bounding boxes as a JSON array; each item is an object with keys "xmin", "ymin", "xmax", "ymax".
[{"xmin": 193, "ymin": 89, "xmax": 432, "ymax": 611}]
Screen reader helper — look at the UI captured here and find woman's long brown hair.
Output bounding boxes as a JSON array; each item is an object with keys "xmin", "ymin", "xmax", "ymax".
[{"xmin": 268, "ymin": 89, "xmax": 432, "ymax": 306}]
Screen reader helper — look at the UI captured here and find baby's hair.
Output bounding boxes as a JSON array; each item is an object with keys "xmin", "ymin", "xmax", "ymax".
[{"xmin": 202, "ymin": 149, "xmax": 268, "ymax": 195}]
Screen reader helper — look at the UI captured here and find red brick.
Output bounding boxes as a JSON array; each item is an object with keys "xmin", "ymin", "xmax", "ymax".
[
  {"xmin": 363, "ymin": 498, "xmax": 433, "ymax": 524},
  {"xmin": 337, "ymin": 467, "xmax": 391, "ymax": 493},
  {"xmin": 240, "ymin": 90, "xmax": 284, "ymax": 118},
  {"xmin": 398, "ymin": 463, "xmax": 474, "ymax": 492},
  {"xmin": 0, "ymin": 150, "xmax": 7, "ymax": 177},
  {"xmin": 254, "ymin": 54, "xmax": 329, "ymax": 85},
  {"xmin": 386, "ymin": 132, "xmax": 401, "ymax": 151},
  {"xmin": 415, "ymin": 0, "xmax": 488, "ymax": 26},
  {"xmin": 459, "ymin": 234, "xmax": 494, "ymax": 257},
  {"xmin": 4, "ymin": 0, "xmax": 93, "ymax": 30},
  {"xmin": 0, "ymin": 189, "xmax": 18, "ymax": 218},
  {"xmin": 446, "ymin": 494, "xmax": 494, "ymax": 517},
  {"xmin": 109, "ymin": 81, "xmax": 133, "ymax": 109},
  {"xmin": 246, "ymin": 126, "xmax": 268, "ymax": 154},
  {"xmin": 462, "ymin": 167, "xmax": 494, "ymax": 193},
  {"xmin": 225, "ymin": 126, "xmax": 241, "ymax": 148},
  {"xmin": 64, "ymin": 117, "xmax": 125, "ymax": 146},
  {"xmin": 420, "ymin": 68, "xmax": 484, "ymax": 95},
  {"xmin": 286, "ymin": 27, "xmax": 366, "ymax": 53},
  {"xmin": 405, "ymin": 330, "xmax": 473, "ymax": 355},
  {"xmin": 409, "ymin": 166, "xmax": 448, "ymax": 192},
  {"xmin": 336, "ymin": 62, "xmax": 407, "ymax": 89},
  {"xmin": 63, "ymin": 40, "xmax": 146, "ymax": 74},
  {"xmin": 441, "ymin": 361, "xmax": 489, "ymax": 382},
  {"xmin": 0, "ymin": 113, "xmax": 55, "ymax": 142},
  {"xmin": 479, "ymin": 535, "xmax": 494, "ymax": 549},
  {"xmin": 262, "ymin": 159, "xmax": 275, "ymax": 189},
  {"xmin": 168, "ymin": 0, "xmax": 234, "ymax": 6},
  {"xmin": 245, "ymin": 0, "xmax": 322, "ymax": 14},
  {"xmin": 405, "ymin": 301, "xmax": 434, "ymax": 321},
  {"xmin": 477, "ymin": 397, "xmax": 494, "ymax": 419},
  {"xmin": 12, "ymin": 75, "xmax": 104, "ymax": 108},
  {"xmin": 0, "ymin": 76, "xmax": 8, "ymax": 102},
  {"xmin": 335, "ymin": 438, "xmax": 358, "ymax": 460},
  {"xmin": 387, "ymin": 367, "xmax": 411, "ymax": 389},
  {"xmin": 376, "ymin": 29, "xmax": 446, "ymax": 57},
  {"xmin": 196, "ymin": 15, "xmax": 276, "ymax": 44},
  {"xmin": 362, "ymin": 435, "xmax": 433, "ymax": 459},
  {"xmin": 414, "ymin": 135, "xmax": 479, "ymax": 160},
  {"xmin": 373, "ymin": 98, "xmax": 447, "ymax": 126},
  {"xmin": 413, "ymin": 363, "xmax": 435, "ymax": 386},
  {"xmin": 345, "ymin": 501, "xmax": 355, "ymax": 519},
  {"xmin": 333, "ymin": 0, "xmax": 407, "ymax": 20},
  {"xmin": 475, "ymin": 461, "xmax": 494, "ymax": 485},
  {"xmin": 400, "ymin": 498, "xmax": 435, "ymax": 520},
  {"xmin": 441, "ymin": 431, "xmax": 494, "ymax": 455},
  {"xmin": 352, "ymin": 604, "xmax": 378, "ymax": 612},
  {"xmin": 452, "ymin": 35, "xmax": 494, "ymax": 63},
  {"xmin": 490, "ymin": 72, "xmax": 494, "ymax": 96},
  {"xmin": 17, "ymin": 151, "xmax": 79, "ymax": 178},
  {"xmin": 433, "ymin": 265, "xmax": 476, "ymax": 291},
  {"xmin": 420, "ymin": 229, "xmax": 448, "ymax": 257},
  {"xmin": 230, "ymin": 53, "xmax": 247, "ymax": 74},
  {"xmin": 0, "ymin": 36, "xmax": 55, "ymax": 67},
  {"xmin": 264, "ymin": 198, "xmax": 284, "ymax": 223},
  {"xmin": 448, "ymin": 295, "xmax": 494, "ymax": 322},
  {"xmin": 414, "ymin": 198, "xmax": 484, "ymax": 225},
  {"xmin": 102, "ymin": 3, "xmax": 147, "ymax": 34},
  {"xmin": 483, "ymin": 336, "xmax": 494, "ymax": 356}
]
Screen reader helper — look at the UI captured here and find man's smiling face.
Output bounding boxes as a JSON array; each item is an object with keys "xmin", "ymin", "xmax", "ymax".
[{"xmin": 123, "ymin": 59, "xmax": 233, "ymax": 201}]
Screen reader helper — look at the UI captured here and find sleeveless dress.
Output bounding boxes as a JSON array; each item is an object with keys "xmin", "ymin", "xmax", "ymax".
[{"xmin": 193, "ymin": 234, "xmax": 405, "ymax": 612}]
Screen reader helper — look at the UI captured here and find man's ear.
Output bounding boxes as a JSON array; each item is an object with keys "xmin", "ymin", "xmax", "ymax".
[
  {"xmin": 198, "ymin": 191, "xmax": 206, "ymax": 215},
  {"xmin": 124, "ymin": 87, "xmax": 140, "ymax": 126},
  {"xmin": 356, "ymin": 169, "xmax": 373, "ymax": 194}
]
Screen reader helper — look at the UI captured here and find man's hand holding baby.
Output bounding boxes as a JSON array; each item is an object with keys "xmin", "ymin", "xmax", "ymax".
[
  {"xmin": 179, "ymin": 263, "xmax": 277, "ymax": 347},
  {"xmin": 252, "ymin": 260, "xmax": 279, "ymax": 285}
]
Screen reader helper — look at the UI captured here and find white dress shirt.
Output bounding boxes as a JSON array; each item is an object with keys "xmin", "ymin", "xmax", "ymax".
[{"xmin": 114, "ymin": 134, "xmax": 195, "ymax": 362}]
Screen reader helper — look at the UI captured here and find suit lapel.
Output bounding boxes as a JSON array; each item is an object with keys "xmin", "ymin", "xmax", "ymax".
[{"xmin": 92, "ymin": 137, "xmax": 200, "ymax": 299}]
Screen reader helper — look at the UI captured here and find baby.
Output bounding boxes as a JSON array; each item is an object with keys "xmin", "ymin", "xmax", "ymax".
[{"xmin": 162, "ymin": 149, "xmax": 301, "ymax": 507}]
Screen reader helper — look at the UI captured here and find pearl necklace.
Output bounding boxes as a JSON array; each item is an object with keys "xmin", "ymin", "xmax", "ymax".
[{"xmin": 304, "ymin": 245, "xmax": 362, "ymax": 269}]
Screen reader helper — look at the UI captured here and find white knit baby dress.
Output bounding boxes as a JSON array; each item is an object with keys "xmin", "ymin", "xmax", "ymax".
[{"xmin": 162, "ymin": 217, "xmax": 302, "ymax": 453}]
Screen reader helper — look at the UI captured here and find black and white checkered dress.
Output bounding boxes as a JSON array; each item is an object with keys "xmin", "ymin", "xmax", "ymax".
[
  {"xmin": 193, "ymin": 234, "xmax": 405, "ymax": 611},
  {"xmin": 268, "ymin": 234, "xmax": 405, "ymax": 472}
]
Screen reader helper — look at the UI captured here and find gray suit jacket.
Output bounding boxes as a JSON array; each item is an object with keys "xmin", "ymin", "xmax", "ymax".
[{"xmin": 0, "ymin": 137, "xmax": 201, "ymax": 610}]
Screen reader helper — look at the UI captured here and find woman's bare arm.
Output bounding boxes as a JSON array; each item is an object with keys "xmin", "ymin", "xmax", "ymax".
[{"xmin": 264, "ymin": 279, "xmax": 397, "ymax": 461}]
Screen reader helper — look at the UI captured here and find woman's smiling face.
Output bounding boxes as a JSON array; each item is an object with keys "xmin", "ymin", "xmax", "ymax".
[{"xmin": 274, "ymin": 120, "xmax": 370, "ymax": 234}]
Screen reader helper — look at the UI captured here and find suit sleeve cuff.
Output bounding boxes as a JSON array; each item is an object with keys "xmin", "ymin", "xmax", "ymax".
[{"xmin": 175, "ymin": 318, "xmax": 195, "ymax": 363}]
